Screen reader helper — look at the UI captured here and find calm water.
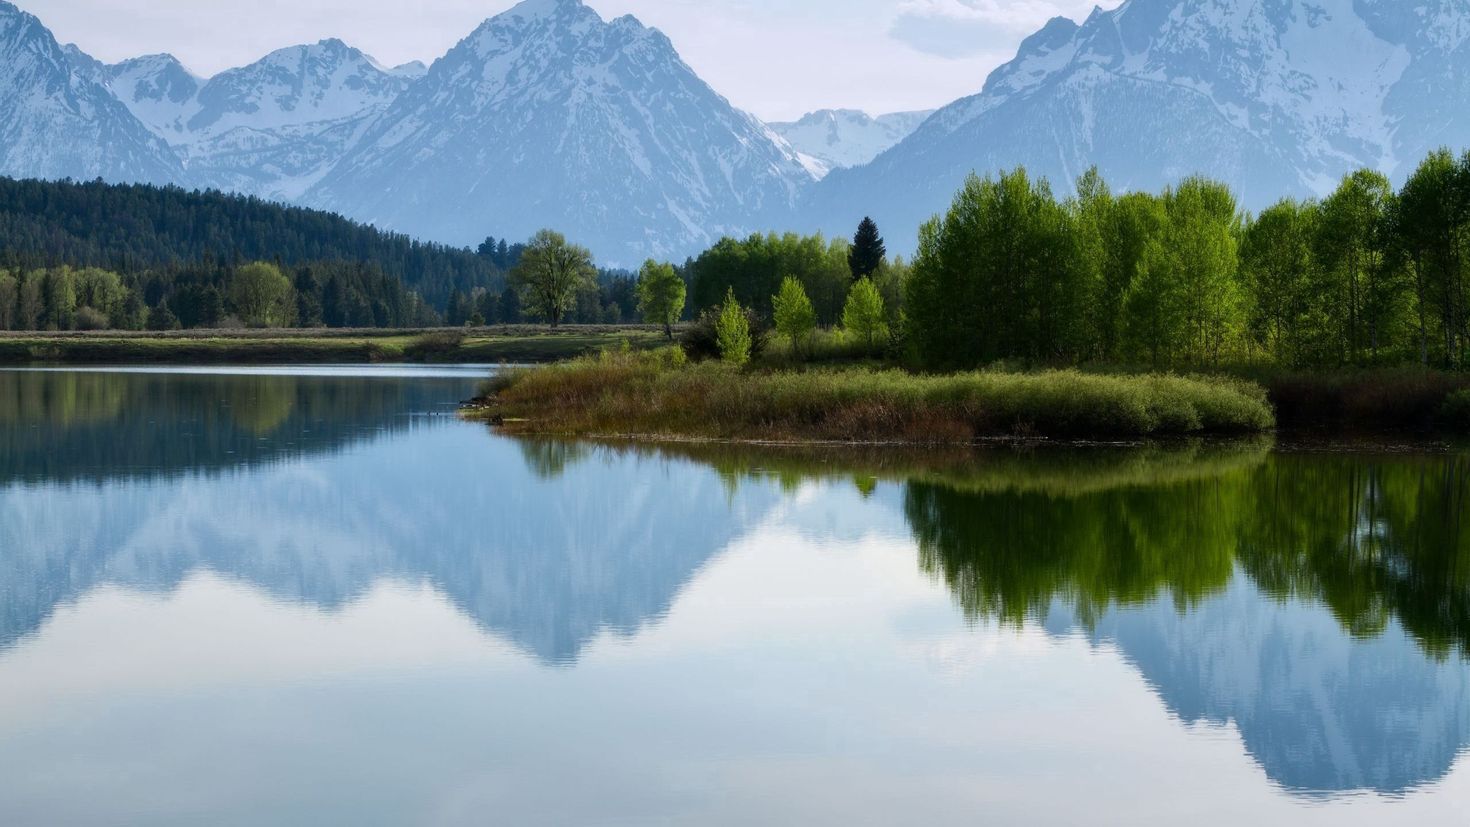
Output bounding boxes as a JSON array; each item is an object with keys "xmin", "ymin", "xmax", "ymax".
[{"xmin": 1, "ymin": 366, "xmax": 1468, "ymax": 825}]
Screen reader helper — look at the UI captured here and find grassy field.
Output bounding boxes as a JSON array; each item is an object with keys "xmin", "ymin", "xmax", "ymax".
[
  {"xmin": 0, "ymin": 326, "xmax": 671, "ymax": 365},
  {"xmin": 478, "ymin": 350, "xmax": 1276, "ymax": 441}
]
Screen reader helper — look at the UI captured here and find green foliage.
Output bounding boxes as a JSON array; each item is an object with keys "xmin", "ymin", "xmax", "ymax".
[
  {"xmin": 772, "ymin": 276, "xmax": 817, "ymax": 356},
  {"xmin": 690, "ymin": 232, "xmax": 851, "ymax": 325},
  {"xmin": 229, "ymin": 262, "xmax": 296, "ymax": 328},
  {"xmin": 842, "ymin": 277, "xmax": 889, "ymax": 350},
  {"xmin": 636, "ymin": 260, "xmax": 687, "ymax": 338},
  {"xmin": 1241, "ymin": 198, "xmax": 1320, "ymax": 366},
  {"xmin": 146, "ymin": 301, "xmax": 180, "ymax": 331},
  {"xmin": 906, "ymin": 169, "xmax": 1086, "ymax": 369},
  {"xmin": 509, "ymin": 230, "xmax": 598, "ymax": 328},
  {"xmin": 715, "ymin": 288, "xmax": 752, "ymax": 365}
]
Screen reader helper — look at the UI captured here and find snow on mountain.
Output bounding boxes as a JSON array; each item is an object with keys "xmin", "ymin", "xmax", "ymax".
[
  {"xmin": 107, "ymin": 54, "xmax": 202, "ymax": 141},
  {"xmin": 389, "ymin": 60, "xmax": 428, "ymax": 79},
  {"xmin": 0, "ymin": 1, "xmax": 181, "ymax": 185},
  {"xmin": 770, "ymin": 109, "xmax": 932, "ymax": 179},
  {"xmin": 307, "ymin": 0, "xmax": 814, "ymax": 263},
  {"xmin": 805, "ymin": 0, "xmax": 1470, "ymax": 252},
  {"xmin": 108, "ymin": 39, "xmax": 416, "ymax": 200}
]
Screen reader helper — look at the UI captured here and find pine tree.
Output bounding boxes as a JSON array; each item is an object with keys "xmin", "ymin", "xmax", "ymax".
[{"xmin": 848, "ymin": 217, "xmax": 886, "ymax": 282}]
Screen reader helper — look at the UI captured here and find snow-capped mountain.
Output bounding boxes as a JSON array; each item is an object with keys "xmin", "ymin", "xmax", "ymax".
[
  {"xmin": 0, "ymin": 1, "xmax": 181, "ymax": 185},
  {"xmin": 806, "ymin": 0, "xmax": 1470, "ymax": 251},
  {"xmin": 307, "ymin": 0, "xmax": 813, "ymax": 262},
  {"xmin": 110, "ymin": 40, "xmax": 416, "ymax": 200},
  {"xmin": 770, "ymin": 109, "xmax": 932, "ymax": 179}
]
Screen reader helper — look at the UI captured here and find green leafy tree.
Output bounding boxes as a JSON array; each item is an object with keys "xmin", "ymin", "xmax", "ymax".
[
  {"xmin": 689, "ymin": 232, "xmax": 849, "ymax": 325},
  {"xmin": 1317, "ymin": 170, "xmax": 1400, "ymax": 364},
  {"xmin": 905, "ymin": 169, "xmax": 1085, "ymax": 368},
  {"xmin": 510, "ymin": 229, "xmax": 597, "ymax": 328},
  {"xmin": 715, "ymin": 287, "xmax": 751, "ymax": 365},
  {"xmin": 1241, "ymin": 199, "xmax": 1321, "ymax": 366},
  {"xmin": 636, "ymin": 259, "xmax": 687, "ymax": 339},
  {"xmin": 848, "ymin": 216, "xmax": 886, "ymax": 282},
  {"xmin": 42, "ymin": 267, "xmax": 77, "ymax": 331},
  {"xmin": 229, "ymin": 262, "xmax": 295, "ymax": 328},
  {"xmin": 1394, "ymin": 149, "xmax": 1470, "ymax": 367},
  {"xmin": 843, "ymin": 277, "xmax": 889, "ymax": 350},
  {"xmin": 1126, "ymin": 177, "xmax": 1243, "ymax": 366},
  {"xmin": 772, "ymin": 276, "xmax": 817, "ymax": 356}
]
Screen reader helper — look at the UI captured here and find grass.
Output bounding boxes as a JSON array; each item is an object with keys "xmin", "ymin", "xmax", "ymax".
[
  {"xmin": 0, "ymin": 325, "xmax": 670, "ymax": 365},
  {"xmin": 478, "ymin": 349, "xmax": 1276, "ymax": 442}
]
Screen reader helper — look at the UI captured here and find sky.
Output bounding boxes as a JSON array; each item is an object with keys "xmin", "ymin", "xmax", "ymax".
[{"xmin": 24, "ymin": 0, "xmax": 1121, "ymax": 121}]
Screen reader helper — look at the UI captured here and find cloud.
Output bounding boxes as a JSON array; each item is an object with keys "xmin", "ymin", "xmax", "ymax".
[{"xmin": 889, "ymin": 0, "xmax": 1106, "ymax": 59}]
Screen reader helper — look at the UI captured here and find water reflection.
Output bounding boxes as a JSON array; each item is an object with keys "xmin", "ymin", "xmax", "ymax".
[
  {"xmin": 573, "ymin": 438, "xmax": 1470, "ymax": 795},
  {"xmin": 1, "ymin": 368, "xmax": 1469, "ymax": 809}
]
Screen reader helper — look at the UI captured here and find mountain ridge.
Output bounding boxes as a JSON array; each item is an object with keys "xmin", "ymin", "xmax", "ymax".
[{"xmin": 804, "ymin": 0, "xmax": 1470, "ymax": 251}]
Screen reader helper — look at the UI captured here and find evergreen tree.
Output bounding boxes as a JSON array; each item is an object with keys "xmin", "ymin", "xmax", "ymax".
[
  {"xmin": 498, "ymin": 288, "xmax": 522, "ymax": 324},
  {"xmin": 146, "ymin": 301, "xmax": 180, "ymax": 331},
  {"xmin": 848, "ymin": 217, "xmax": 886, "ymax": 282}
]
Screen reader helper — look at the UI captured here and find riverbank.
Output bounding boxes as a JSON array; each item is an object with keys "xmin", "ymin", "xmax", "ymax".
[
  {"xmin": 0, "ymin": 326, "xmax": 670, "ymax": 365},
  {"xmin": 474, "ymin": 351, "xmax": 1276, "ymax": 441}
]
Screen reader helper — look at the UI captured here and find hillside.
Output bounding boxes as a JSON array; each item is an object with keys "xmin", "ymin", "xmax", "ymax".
[{"xmin": 0, "ymin": 177, "xmax": 502, "ymax": 307}]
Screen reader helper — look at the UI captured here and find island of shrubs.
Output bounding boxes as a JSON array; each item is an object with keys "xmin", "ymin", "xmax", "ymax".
[{"xmin": 486, "ymin": 147, "xmax": 1470, "ymax": 439}]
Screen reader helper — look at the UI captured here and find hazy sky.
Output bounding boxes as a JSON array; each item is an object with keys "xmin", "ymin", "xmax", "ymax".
[{"xmin": 26, "ymin": 0, "xmax": 1119, "ymax": 120}]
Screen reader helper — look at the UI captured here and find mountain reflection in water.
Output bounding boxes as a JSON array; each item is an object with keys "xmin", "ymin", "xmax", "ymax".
[{"xmin": 0, "ymin": 367, "xmax": 1467, "ymax": 810}]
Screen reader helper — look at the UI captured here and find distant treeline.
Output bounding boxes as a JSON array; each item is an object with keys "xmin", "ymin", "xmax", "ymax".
[
  {"xmin": 0, "ymin": 177, "xmax": 507, "ymax": 310},
  {"xmin": 0, "ymin": 178, "xmax": 648, "ymax": 330}
]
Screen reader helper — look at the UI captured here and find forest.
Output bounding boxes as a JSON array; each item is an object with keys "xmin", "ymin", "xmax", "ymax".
[
  {"xmin": 0, "ymin": 177, "xmax": 642, "ymax": 330},
  {"xmin": 682, "ymin": 148, "xmax": 1470, "ymax": 374}
]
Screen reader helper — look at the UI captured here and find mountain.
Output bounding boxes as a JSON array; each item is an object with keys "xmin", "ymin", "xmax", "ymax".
[
  {"xmin": 806, "ymin": 0, "xmax": 1470, "ymax": 251},
  {"xmin": 0, "ymin": 1, "xmax": 181, "ymax": 185},
  {"xmin": 1051, "ymin": 581, "xmax": 1470, "ymax": 794},
  {"xmin": 110, "ymin": 40, "xmax": 416, "ymax": 200},
  {"xmin": 307, "ymin": 0, "xmax": 813, "ymax": 263},
  {"xmin": 770, "ymin": 109, "xmax": 932, "ymax": 178}
]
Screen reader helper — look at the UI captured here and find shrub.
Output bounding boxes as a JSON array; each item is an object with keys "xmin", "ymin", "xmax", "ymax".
[
  {"xmin": 681, "ymin": 307, "xmax": 769, "ymax": 361},
  {"xmin": 715, "ymin": 288, "xmax": 752, "ymax": 365},
  {"xmin": 489, "ymin": 354, "xmax": 1275, "ymax": 441},
  {"xmin": 73, "ymin": 305, "xmax": 109, "ymax": 331},
  {"xmin": 405, "ymin": 330, "xmax": 466, "ymax": 361}
]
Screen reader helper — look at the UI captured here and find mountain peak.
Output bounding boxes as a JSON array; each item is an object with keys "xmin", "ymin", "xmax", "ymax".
[
  {"xmin": 309, "ymin": 0, "xmax": 808, "ymax": 262},
  {"xmin": 505, "ymin": 0, "xmax": 586, "ymax": 18}
]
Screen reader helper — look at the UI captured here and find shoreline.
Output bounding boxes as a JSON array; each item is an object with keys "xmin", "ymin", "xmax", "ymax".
[{"xmin": 0, "ymin": 326, "xmax": 670, "ymax": 366}]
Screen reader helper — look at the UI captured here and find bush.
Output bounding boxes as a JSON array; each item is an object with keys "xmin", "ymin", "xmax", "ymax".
[
  {"xmin": 73, "ymin": 306, "xmax": 109, "ymax": 331},
  {"xmin": 404, "ymin": 330, "xmax": 466, "ymax": 361},
  {"xmin": 680, "ymin": 307, "xmax": 770, "ymax": 361}
]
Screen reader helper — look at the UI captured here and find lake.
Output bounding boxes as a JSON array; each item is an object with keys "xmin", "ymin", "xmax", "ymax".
[{"xmin": 0, "ymin": 365, "xmax": 1467, "ymax": 825}]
